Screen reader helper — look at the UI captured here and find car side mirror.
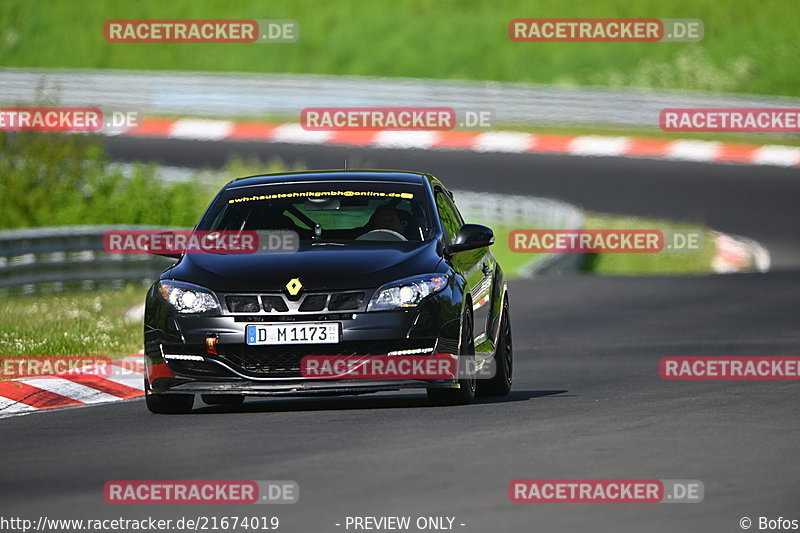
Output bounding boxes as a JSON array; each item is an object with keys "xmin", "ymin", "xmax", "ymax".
[
  {"xmin": 447, "ymin": 224, "xmax": 494, "ymax": 254},
  {"xmin": 147, "ymin": 230, "xmax": 183, "ymax": 259}
]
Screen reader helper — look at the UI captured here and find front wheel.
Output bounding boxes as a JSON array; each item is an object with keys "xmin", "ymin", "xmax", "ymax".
[
  {"xmin": 428, "ymin": 307, "xmax": 476, "ymax": 406},
  {"xmin": 478, "ymin": 298, "xmax": 512, "ymax": 397}
]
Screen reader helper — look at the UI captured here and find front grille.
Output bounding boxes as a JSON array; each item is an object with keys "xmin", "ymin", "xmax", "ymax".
[
  {"xmin": 261, "ymin": 295, "xmax": 289, "ymax": 312},
  {"xmin": 299, "ymin": 294, "xmax": 328, "ymax": 312},
  {"xmin": 221, "ymin": 290, "xmax": 368, "ymax": 314},
  {"xmin": 220, "ymin": 340, "xmax": 435, "ymax": 377},
  {"xmin": 227, "ymin": 295, "xmax": 260, "ymax": 313},
  {"xmin": 329, "ymin": 291, "xmax": 365, "ymax": 311}
]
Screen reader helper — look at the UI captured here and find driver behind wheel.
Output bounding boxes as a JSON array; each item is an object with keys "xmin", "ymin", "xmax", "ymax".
[{"xmin": 368, "ymin": 205, "xmax": 406, "ymax": 235}]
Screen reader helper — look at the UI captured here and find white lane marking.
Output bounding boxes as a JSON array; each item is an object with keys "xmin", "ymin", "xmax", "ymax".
[
  {"xmin": 271, "ymin": 124, "xmax": 332, "ymax": 144},
  {"xmin": 372, "ymin": 131, "xmax": 438, "ymax": 149},
  {"xmin": 665, "ymin": 140, "xmax": 721, "ymax": 162},
  {"xmin": 473, "ymin": 132, "xmax": 533, "ymax": 152},
  {"xmin": 18, "ymin": 378, "xmax": 119, "ymax": 404},
  {"xmin": 752, "ymin": 145, "xmax": 800, "ymax": 167},
  {"xmin": 569, "ymin": 136, "xmax": 631, "ymax": 156},
  {"xmin": 169, "ymin": 119, "xmax": 234, "ymax": 141}
]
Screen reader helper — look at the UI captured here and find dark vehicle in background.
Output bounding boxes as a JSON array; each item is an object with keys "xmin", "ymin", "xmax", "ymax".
[{"xmin": 144, "ymin": 170, "xmax": 512, "ymax": 413}]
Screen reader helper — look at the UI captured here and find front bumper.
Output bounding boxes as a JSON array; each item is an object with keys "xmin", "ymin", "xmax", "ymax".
[
  {"xmin": 145, "ymin": 304, "xmax": 462, "ymax": 396},
  {"xmin": 150, "ymin": 378, "xmax": 460, "ymax": 397}
]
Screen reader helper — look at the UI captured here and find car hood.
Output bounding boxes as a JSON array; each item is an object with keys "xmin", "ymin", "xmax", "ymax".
[{"xmin": 167, "ymin": 240, "xmax": 443, "ymax": 292}]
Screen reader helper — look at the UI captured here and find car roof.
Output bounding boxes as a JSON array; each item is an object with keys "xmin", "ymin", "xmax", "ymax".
[{"xmin": 227, "ymin": 170, "xmax": 428, "ymax": 189}]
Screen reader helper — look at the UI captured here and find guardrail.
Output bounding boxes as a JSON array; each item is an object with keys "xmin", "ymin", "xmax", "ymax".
[
  {"xmin": 454, "ymin": 190, "xmax": 583, "ymax": 229},
  {"xmin": 2, "ymin": 67, "xmax": 800, "ymax": 128},
  {"xmin": 0, "ymin": 226, "xmax": 175, "ymax": 295},
  {"xmin": 455, "ymin": 190, "xmax": 585, "ymax": 275}
]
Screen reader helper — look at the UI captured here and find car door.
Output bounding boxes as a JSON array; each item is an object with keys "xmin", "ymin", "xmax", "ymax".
[{"xmin": 434, "ymin": 187, "xmax": 494, "ymax": 348}]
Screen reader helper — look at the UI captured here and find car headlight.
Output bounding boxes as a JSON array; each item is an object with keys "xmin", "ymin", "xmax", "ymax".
[
  {"xmin": 158, "ymin": 280, "xmax": 220, "ymax": 314},
  {"xmin": 367, "ymin": 274, "xmax": 448, "ymax": 311}
]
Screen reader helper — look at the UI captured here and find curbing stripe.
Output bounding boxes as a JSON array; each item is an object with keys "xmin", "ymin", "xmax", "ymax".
[
  {"xmin": 0, "ymin": 395, "xmax": 38, "ymax": 416},
  {"xmin": 0, "ymin": 381, "xmax": 83, "ymax": 409},
  {"xmin": 18, "ymin": 377, "xmax": 121, "ymax": 405},
  {"xmin": 568, "ymin": 136, "xmax": 631, "ymax": 157},
  {"xmin": 62, "ymin": 372, "xmax": 143, "ymax": 399},
  {"xmin": 0, "ymin": 355, "xmax": 145, "ymax": 419},
  {"xmin": 125, "ymin": 117, "xmax": 175, "ymax": 137},
  {"xmin": 372, "ymin": 131, "xmax": 438, "ymax": 149},
  {"xmin": 116, "ymin": 117, "xmax": 800, "ymax": 168},
  {"xmin": 712, "ymin": 232, "xmax": 771, "ymax": 274},
  {"xmin": 169, "ymin": 119, "xmax": 233, "ymax": 141},
  {"xmin": 271, "ymin": 124, "xmax": 332, "ymax": 144},
  {"xmin": 752, "ymin": 145, "xmax": 800, "ymax": 167},
  {"xmin": 473, "ymin": 131, "xmax": 532, "ymax": 152},
  {"xmin": 529, "ymin": 134, "xmax": 574, "ymax": 154},
  {"xmin": 228, "ymin": 122, "xmax": 279, "ymax": 140},
  {"xmin": 624, "ymin": 138, "xmax": 674, "ymax": 158},
  {"xmin": 665, "ymin": 140, "xmax": 721, "ymax": 162}
]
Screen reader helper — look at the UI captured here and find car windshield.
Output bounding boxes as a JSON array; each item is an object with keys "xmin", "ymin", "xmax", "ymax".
[{"xmin": 197, "ymin": 181, "xmax": 435, "ymax": 244}]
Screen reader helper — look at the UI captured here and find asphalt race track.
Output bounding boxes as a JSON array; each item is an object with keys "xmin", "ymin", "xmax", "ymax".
[
  {"xmin": 104, "ymin": 137, "xmax": 800, "ymax": 269},
  {"xmin": 1, "ymin": 138, "xmax": 798, "ymax": 533}
]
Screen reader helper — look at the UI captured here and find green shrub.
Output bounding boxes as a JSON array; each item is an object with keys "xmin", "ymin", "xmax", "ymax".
[{"xmin": 0, "ymin": 131, "xmax": 299, "ymax": 229}]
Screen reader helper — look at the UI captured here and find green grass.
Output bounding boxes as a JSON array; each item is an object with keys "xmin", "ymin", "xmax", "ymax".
[
  {"xmin": 0, "ymin": 0, "xmax": 798, "ymax": 97},
  {"xmin": 489, "ymin": 226, "xmax": 543, "ymax": 277},
  {"xmin": 491, "ymin": 215, "xmax": 716, "ymax": 277},
  {"xmin": 0, "ymin": 131, "xmax": 297, "ymax": 229},
  {"xmin": 0, "ymin": 286, "xmax": 145, "ymax": 357},
  {"xmin": 581, "ymin": 214, "xmax": 716, "ymax": 275}
]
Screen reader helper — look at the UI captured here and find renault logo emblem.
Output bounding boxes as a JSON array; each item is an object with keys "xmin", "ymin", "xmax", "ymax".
[{"xmin": 285, "ymin": 278, "xmax": 303, "ymax": 296}]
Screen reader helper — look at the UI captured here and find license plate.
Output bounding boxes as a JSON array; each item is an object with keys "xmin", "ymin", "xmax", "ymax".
[{"xmin": 245, "ymin": 323, "xmax": 340, "ymax": 345}]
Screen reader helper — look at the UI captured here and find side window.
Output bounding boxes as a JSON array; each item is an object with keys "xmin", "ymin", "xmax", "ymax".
[{"xmin": 435, "ymin": 190, "xmax": 462, "ymax": 244}]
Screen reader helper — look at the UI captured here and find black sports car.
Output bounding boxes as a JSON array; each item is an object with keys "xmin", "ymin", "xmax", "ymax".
[{"xmin": 143, "ymin": 170, "xmax": 512, "ymax": 413}]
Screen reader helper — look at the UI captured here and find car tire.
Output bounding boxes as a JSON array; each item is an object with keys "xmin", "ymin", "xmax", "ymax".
[
  {"xmin": 427, "ymin": 306, "xmax": 476, "ymax": 406},
  {"xmin": 477, "ymin": 298, "xmax": 512, "ymax": 397},
  {"xmin": 201, "ymin": 394, "xmax": 245, "ymax": 406}
]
